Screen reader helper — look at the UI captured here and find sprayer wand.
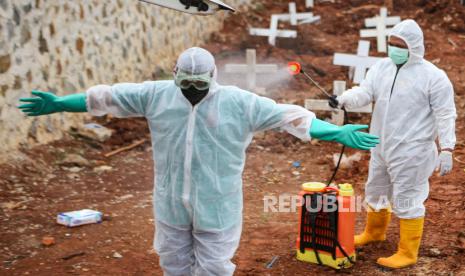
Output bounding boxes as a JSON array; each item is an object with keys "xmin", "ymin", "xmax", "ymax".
[
  {"xmin": 299, "ymin": 70, "xmax": 331, "ymax": 98},
  {"xmin": 288, "ymin": 61, "xmax": 348, "ymax": 186}
]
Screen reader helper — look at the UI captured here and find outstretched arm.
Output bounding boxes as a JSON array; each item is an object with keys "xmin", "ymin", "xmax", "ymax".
[
  {"xmin": 246, "ymin": 92, "xmax": 379, "ymax": 150},
  {"xmin": 18, "ymin": 82, "xmax": 157, "ymax": 118}
]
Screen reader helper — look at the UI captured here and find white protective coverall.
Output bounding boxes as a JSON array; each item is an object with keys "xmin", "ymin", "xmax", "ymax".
[
  {"xmin": 85, "ymin": 48, "xmax": 316, "ymax": 275},
  {"xmin": 337, "ymin": 20, "xmax": 456, "ymax": 218}
]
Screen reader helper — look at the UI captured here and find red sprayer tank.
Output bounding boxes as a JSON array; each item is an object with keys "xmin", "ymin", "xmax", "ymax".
[{"xmin": 296, "ymin": 182, "xmax": 356, "ymax": 269}]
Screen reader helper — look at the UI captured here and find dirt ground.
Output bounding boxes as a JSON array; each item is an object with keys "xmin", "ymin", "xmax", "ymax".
[{"xmin": 1, "ymin": 0, "xmax": 465, "ymax": 275}]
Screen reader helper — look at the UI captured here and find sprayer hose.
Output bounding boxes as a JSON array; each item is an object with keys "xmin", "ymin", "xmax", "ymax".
[{"xmin": 326, "ymin": 108, "xmax": 349, "ymax": 186}]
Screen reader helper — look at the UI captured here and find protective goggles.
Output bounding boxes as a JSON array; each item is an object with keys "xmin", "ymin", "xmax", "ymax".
[{"xmin": 174, "ymin": 70, "xmax": 212, "ymax": 90}]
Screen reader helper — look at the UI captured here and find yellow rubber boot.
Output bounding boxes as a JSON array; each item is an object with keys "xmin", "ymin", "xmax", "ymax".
[
  {"xmin": 354, "ymin": 207, "xmax": 391, "ymax": 246},
  {"xmin": 377, "ymin": 217, "xmax": 424, "ymax": 269}
]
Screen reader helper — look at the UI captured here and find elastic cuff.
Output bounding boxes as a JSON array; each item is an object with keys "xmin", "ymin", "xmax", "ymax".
[
  {"xmin": 85, "ymin": 90, "xmax": 91, "ymax": 113},
  {"xmin": 440, "ymin": 145, "xmax": 455, "ymax": 151}
]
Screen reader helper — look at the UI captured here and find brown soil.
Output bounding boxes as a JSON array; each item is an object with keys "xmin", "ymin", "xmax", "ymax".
[{"xmin": 1, "ymin": 0, "xmax": 465, "ymax": 275}]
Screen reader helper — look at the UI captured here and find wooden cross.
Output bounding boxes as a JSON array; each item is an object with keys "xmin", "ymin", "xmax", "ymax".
[
  {"xmin": 360, "ymin": 7, "xmax": 400, "ymax": 52},
  {"xmin": 305, "ymin": 81, "xmax": 373, "ymax": 125},
  {"xmin": 333, "ymin": 40, "xmax": 382, "ymax": 84},
  {"xmin": 273, "ymin": 3, "xmax": 320, "ymax": 26},
  {"xmin": 249, "ymin": 15, "xmax": 297, "ymax": 46},
  {"xmin": 224, "ymin": 49, "xmax": 278, "ymax": 93}
]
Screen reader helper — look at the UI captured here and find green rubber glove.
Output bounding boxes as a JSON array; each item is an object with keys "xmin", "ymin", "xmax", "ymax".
[
  {"xmin": 309, "ymin": 118, "xmax": 380, "ymax": 150},
  {"xmin": 18, "ymin": 90, "xmax": 87, "ymax": 116}
]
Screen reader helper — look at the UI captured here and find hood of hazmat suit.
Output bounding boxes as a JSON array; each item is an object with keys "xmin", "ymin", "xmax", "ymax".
[
  {"xmin": 174, "ymin": 47, "xmax": 216, "ymax": 105},
  {"xmin": 337, "ymin": 20, "xmax": 456, "ymax": 218},
  {"xmin": 85, "ymin": 47, "xmax": 316, "ymax": 231},
  {"xmin": 175, "ymin": 47, "xmax": 217, "ymax": 75}
]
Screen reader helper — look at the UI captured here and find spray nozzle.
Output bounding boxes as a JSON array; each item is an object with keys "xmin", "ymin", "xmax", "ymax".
[{"xmin": 287, "ymin": 61, "xmax": 302, "ymax": 75}]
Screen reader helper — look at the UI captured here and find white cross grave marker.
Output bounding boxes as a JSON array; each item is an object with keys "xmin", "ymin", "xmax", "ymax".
[
  {"xmin": 273, "ymin": 3, "xmax": 320, "ymax": 25},
  {"xmin": 306, "ymin": 0, "xmax": 314, "ymax": 8},
  {"xmin": 360, "ymin": 7, "xmax": 400, "ymax": 52},
  {"xmin": 289, "ymin": 2, "xmax": 298, "ymax": 25},
  {"xmin": 289, "ymin": 2, "xmax": 297, "ymax": 26},
  {"xmin": 365, "ymin": 7, "xmax": 400, "ymax": 28},
  {"xmin": 224, "ymin": 49, "xmax": 278, "ymax": 93},
  {"xmin": 333, "ymin": 40, "xmax": 382, "ymax": 84},
  {"xmin": 305, "ymin": 81, "xmax": 373, "ymax": 125},
  {"xmin": 249, "ymin": 15, "xmax": 297, "ymax": 46}
]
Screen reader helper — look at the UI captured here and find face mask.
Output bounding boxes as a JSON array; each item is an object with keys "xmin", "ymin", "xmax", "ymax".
[
  {"xmin": 388, "ymin": 45, "xmax": 409, "ymax": 65},
  {"xmin": 181, "ymin": 86, "xmax": 209, "ymax": 106}
]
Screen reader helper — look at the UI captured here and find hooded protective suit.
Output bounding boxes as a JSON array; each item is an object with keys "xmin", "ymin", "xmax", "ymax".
[
  {"xmin": 337, "ymin": 20, "xmax": 456, "ymax": 218},
  {"xmin": 86, "ymin": 47, "xmax": 316, "ymax": 275}
]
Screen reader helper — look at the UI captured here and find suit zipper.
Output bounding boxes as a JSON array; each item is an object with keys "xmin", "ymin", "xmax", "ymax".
[
  {"xmin": 381, "ymin": 64, "xmax": 403, "ymax": 153},
  {"xmin": 180, "ymin": 91, "xmax": 210, "ymax": 220},
  {"xmin": 182, "ymin": 105, "xmax": 197, "ymax": 218},
  {"xmin": 389, "ymin": 65, "xmax": 402, "ymax": 101}
]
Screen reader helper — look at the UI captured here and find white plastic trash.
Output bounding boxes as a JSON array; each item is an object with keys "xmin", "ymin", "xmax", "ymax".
[{"xmin": 57, "ymin": 209, "xmax": 102, "ymax": 227}]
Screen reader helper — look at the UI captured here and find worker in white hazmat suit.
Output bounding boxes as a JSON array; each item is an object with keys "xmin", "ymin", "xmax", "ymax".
[
  {"xmin": 333, "ymin": 20, "xmax": 456, "ymax": 269},
  {"xmin": 18, "ymin": 47, "xmax": 379, "ymax": 275}
]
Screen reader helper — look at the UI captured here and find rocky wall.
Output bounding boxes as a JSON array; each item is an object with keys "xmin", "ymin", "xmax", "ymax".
[{"xmin": 0, "ymin": 0, "xmax": 248, "ymax": 160}]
